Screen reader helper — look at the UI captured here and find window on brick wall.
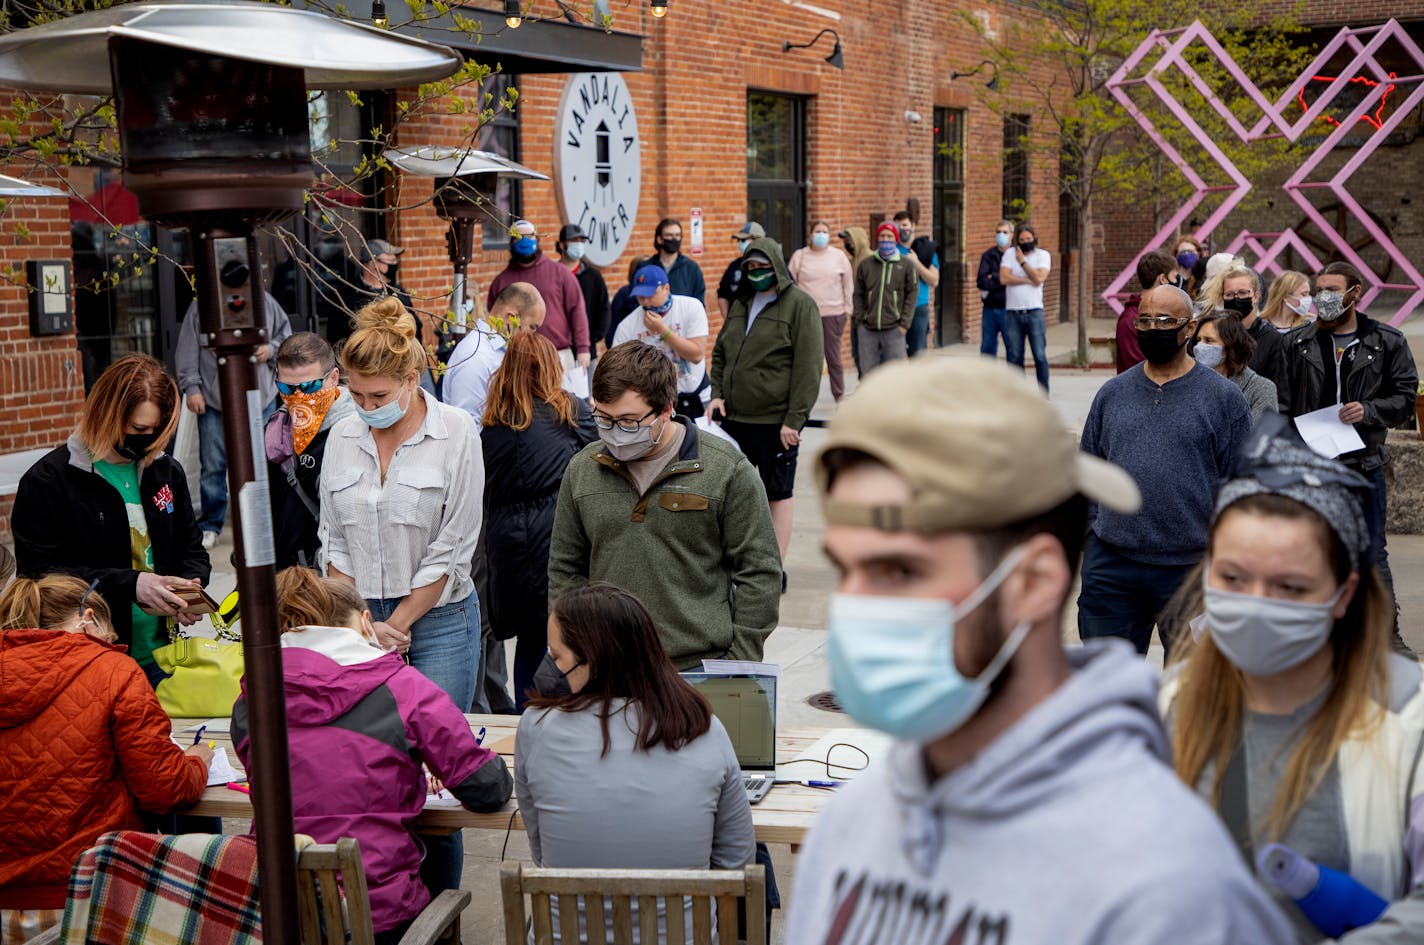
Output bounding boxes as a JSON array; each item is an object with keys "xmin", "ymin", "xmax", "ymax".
[
  {"xmin": 1002, "ymin": 113, "xmax": 1030, "ymax": 222},
  {"xmin": 747, "ymin": 91, "xmax": 806, "ymax": 255},
  {"xmin": 480, "ymin": 74, "xmax": 523, "ymax": 249}
]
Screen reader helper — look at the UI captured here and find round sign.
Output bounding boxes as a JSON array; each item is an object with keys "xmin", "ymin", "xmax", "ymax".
[{"xmin": 554, "ymin": 72, "xmax": 641, "ymax": 269}]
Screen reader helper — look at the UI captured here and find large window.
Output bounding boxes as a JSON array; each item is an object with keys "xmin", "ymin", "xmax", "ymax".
[
  {"xmin": 933, "ymin": 108, "xmax": 965, "ymax": 346},
  {"xmin": 747, "ymin": 91, "xmax": 806, "ymax": 256},
  {"xmin": 479, "ymin": 74, "xmax": 523, "ymax": 248},
  {"xmin": 1002, "ymin": 113, "xmax": 1030, "ymax": 221}
]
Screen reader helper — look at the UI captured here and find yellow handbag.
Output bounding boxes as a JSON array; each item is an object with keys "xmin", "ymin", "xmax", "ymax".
[{"xmin": 151, "ymin": 593, "xmax": 244, "ymax": 718}]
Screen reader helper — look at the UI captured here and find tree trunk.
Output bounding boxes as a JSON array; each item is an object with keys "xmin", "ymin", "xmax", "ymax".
[{"xmin": 1076, "ymin": 200, "xmax": 1092, "ymax": 365}]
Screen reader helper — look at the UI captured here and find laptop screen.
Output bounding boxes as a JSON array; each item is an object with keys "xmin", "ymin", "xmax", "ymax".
[{"xmin": 681, "ymin": 673, "xmax": 777, "ymax": 771}]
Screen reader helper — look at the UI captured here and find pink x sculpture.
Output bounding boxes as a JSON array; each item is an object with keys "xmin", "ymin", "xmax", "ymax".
[{"xmin": 1102, "ymin": 19, "xmax": 1424, "ymax": 326}]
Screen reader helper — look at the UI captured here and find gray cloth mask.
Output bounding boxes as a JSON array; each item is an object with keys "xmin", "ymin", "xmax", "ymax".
[
  {"xmin": 599, "ymin": 419, "xmax": 661, "ymax": 462},
  {"xmin": 1204, "ymin": 571, "xmax": 1344, "ymax": 676}
]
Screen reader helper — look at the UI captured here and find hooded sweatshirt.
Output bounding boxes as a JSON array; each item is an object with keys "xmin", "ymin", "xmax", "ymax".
[
  {"xmin": 232, "ymin": 626, "xmax": 512, "ymax": 933},
  {"xmin": 0, "ymin": 630, "xmax": 207, "ymax": 908},
  {"xmin": 709, "ymin": 236, "xmax": 824, "ymax": 429},
  {"xmin": 785, "ymin": 641, "xmax": 1294, "ymax": 945}
]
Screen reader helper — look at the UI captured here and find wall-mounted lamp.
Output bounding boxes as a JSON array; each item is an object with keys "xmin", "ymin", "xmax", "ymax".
[
  {"xmin": 504, "ymin": 0, "xmax": 522, "ymax": 28},
  {"xmin": 782, "ymin": 28, "xmax": 843, "ymax": 70},
  {"xmin": 951, "ymin": 59, "xmax": 1000, "ymax": 91},
  {"xmin": 904, "ymin": 110, "xmax": 922, "ymax": 124},
  {"xmin": 370, "ymin": 0, "xmax": 387, "ymax": 27},
  {"xmin": 651, "ymin": 0, "xmax": 668, "ymax": 17}
]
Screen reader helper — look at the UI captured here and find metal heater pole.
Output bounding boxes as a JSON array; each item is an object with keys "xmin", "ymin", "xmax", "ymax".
[{"xmin": 195, "ymin": 225, "xmax": 301, "ymax": 945}]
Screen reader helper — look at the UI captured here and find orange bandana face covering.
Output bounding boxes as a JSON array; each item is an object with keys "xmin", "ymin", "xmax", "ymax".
[{"xmin": 283, "ymin": 386, "xmax": 341, "ymax": 455}]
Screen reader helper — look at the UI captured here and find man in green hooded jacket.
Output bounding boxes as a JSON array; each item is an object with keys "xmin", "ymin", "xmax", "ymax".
[{"xmin": 707, "ymin": 236, "xmax": 824, "ymax": 569}]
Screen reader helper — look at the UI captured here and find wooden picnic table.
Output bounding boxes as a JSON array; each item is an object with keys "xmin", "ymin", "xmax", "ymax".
[{"xmin": 176, "ymin": 714, "xmax": 848, "ymax": 851}]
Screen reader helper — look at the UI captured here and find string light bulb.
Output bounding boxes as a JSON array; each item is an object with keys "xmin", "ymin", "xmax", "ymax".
[
  {"xmin": 370, "ymin": 0, "xmax": 388, "ymax": 28},
  {"xmin": 651, "ymin": 0, "xmax": 668, "ymax": 17},
  {"xmin": 504, "ymin": 0, "xmax": 522, "ymax": 27}
]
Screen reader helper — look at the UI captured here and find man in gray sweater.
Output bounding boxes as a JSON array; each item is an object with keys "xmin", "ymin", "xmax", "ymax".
[{"xmin": 787, "ymin": 357, "xmax": 1292, "ymax": 945}]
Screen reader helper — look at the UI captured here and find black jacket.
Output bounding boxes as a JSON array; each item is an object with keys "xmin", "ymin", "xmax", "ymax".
[
  {"xmin": 13, "ymin": 436, "xmax": 211, "ymax": 648},
  {"xmin": 1245, "ymin": 316, "xmax": 1284, "ymax": 389},
  {"xmin": 1278, "ymin": 312, "xmax": 1418, "ymax": 470},
  {"xmin": 481, "ymin": 399, "xmax": 598, "ymax": 642},
  {"xmin": 976, "ymin": 246, "xmax": 1006, "ymax": 309},
  {"xmin": 573, "ymin": 263, "xmax": 612, "ymax": 349}
]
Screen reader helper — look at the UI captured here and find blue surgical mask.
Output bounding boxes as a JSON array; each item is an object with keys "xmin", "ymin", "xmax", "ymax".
[
  {"xmin": 355, "ymin": 385, "xmax": 412, "ymax": 430},
  {"xmin": 566, "ymin": 242, "xmax": 586, "ymax": 261},
  {"xmin": 512, "ymin": 236, "xmax": 538, "ymax": 258},
  {"xmin": 738, "ymin": 239, "xmax": 750, "ymax": 254},
  {"xmin": 996, "ymin": 232, "xmax": 1011, "ymax": 249},
  {"xmin": 811, "ymin": 232, "xmax": 830, "ymax": 249},
  {"xmin": 827, "ymin": 547, "xmax": 1030, "ymax": 743},
  {"xmin": 1193, "ymin": 342, "xmax": 1224, "ymax": 369},
  {"xmin": 878, "ymin": 240, "xmax": 899, "ymax": 259}
]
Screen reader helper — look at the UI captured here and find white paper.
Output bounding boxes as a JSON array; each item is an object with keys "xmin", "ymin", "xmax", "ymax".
[
  {"xmin": 775, "ymin": 727, "xmax": 893, "ymax": 782},
  {"xmin": 1295, "ymin": 405, "xmax": 1366, "ymax": 458},
  {"xmin": 699, "ymin": 660, "xmax": 781, "ymax": 678},
  {"xmin": 562, "ymin": 365, "xmax": 590, "ymax": 400},
  {"xmin": 182, "ymin": 718, "xmax": 232, "ymax": 734},
  {"xmin": 206, "ymin": 748, "xmax": 242, "ymax": 787}
]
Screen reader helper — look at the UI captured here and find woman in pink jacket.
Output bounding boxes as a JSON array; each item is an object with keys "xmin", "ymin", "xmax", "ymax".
[
  {"xmin": 234, "ymin": 567, "xmax": 511, "ymax": 944},
  {"xmin": 789, "ymin": 220, "xmax": 855, "ymax": 401}
]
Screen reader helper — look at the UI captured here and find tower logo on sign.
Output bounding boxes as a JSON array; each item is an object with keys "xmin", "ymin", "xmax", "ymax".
[{"xmin": 554, "ymin": 72, "xmax": 641, "ymax": 269}]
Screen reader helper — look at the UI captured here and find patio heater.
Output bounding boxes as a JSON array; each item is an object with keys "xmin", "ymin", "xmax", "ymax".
[
  {"xmin": 383, "ymin": 145, "xmax": 548, "ymax": 338},
  {"xmin": 0, "ymin": 173, "xmax": 64, "ymax": 196},
  {"xmin": 0, "ymin": 4, "xmax": 460, "ymax": 941}
]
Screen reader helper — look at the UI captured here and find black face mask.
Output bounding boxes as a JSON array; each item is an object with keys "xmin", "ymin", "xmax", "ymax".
[
  {"xmin": 116, "ymin": 431, "xmax": 159, "ymax": 461},
  {"xmin": 531, "ymin": 652, "xmax": 582, "ymax": 698},
  {"xmin": 1136, "ymin": 326, "xmax": 1188, "ymax": 365},
  {"xmin": 1222, "ymin": 296, "xmax": 1253, "ymax": 318},
  {"xmin": 842, "ymin": 241, "xmax": 855, "ymax": 256},
  {"xmin": 385, "ymin": 263, "xmax": 399, "ymax": 285},
  {"xmin": 659, "ymin": 237, "xmax": 682, "ymax": 255},
  {"xmin": 1018, "ymin": 241, "xmax": 1037, "ymax": 254}
]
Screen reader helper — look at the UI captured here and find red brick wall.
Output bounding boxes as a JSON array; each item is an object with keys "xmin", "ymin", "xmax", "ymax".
[{"xmin": 393, "ymin": 0, "xmax": 1066, "ymax": 351}]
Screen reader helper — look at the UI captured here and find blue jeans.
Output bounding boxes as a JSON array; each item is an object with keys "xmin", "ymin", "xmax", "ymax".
[
  {"xmin": 1077, "ymin": 533, "xmax": 1195, "ymax": 656},
  {"xmin": 1362, "ymin": 466, "xmax": 1396, "ymax": 615},
  {"xmin": 1004, "ymin": 308, "xmax": 1050, "ymax": 391},
  {"xmin": 195, "ymin": 398, "xmax": 278, "ymax": 534},
  {"xmin": 368, "ymin": 590, "xmax": 481, "ymax": 896},
  {"xmin": 907, "ymin": 303, "xmax": 931, "ymax": 356},
  {"xmin": 980, "ymin": 307, "xmax": 1007, "ymax": 357}
]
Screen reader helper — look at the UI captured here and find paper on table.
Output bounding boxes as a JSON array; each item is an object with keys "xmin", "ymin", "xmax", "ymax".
[
  {"xmin": 700, "ymin": 659, "xmax": 781, "ymax": 678},
  {"xmin": 1294, "ymin": 406, "xmax": 1366, "ymax": 458},
  {"xmin": 182, "ymin": 718, "xmax": 232, "ymax": 734},
  {"xmin": 207, "ymin": 748, "xmax": 242, "ymax": 787},
  {"xmin": 562, "ymin": 365, "xmax": 590, "ymax": 400}
]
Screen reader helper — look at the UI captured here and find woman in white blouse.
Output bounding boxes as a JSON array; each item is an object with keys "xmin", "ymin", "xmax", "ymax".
[{"xmin": 318, "ymin": 296, "xmax": 484, "ymax": 896}]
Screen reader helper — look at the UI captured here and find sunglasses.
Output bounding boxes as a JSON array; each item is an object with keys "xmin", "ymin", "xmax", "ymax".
[{"xmin": 276, "ymin": 378, "xmax": 325, "ymax": 396}]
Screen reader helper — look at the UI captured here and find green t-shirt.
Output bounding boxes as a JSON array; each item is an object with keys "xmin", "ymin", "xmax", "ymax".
[{"xmin": 93, "ymin": 458, "xmax": 164, "ymax": 667}]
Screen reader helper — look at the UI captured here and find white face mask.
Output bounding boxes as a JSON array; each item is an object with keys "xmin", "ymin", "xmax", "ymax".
[{"xmin": 1204, "ymin": 569, "xmax": 1343, "ymax": 676}]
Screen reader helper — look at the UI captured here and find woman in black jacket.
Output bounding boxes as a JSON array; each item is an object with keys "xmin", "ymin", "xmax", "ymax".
[
  {"xmin": 481, "ymin": 330, "xmax": 598, "ymax": 709},
  {"xmin": 13, "ymin": 354, "xmax": 210, "ymax": 683}
]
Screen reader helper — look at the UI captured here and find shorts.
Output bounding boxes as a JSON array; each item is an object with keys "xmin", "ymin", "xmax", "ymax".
[{"xmin": 720, "ymin": 418, "xmax": 797, "ymax": 501}]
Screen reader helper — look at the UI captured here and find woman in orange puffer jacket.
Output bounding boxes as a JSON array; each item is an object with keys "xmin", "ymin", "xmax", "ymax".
[{"xmin": 0, "ymin": 575, "xmax": 211, "ymax": 943}]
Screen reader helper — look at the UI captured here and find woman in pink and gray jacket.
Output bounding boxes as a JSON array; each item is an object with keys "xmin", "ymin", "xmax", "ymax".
[{"xmin": 233, "ymin": 567, "xmax": 511, "ymax": 944}]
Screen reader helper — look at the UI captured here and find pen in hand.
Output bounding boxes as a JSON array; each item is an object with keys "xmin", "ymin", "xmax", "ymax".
[{"xmin": 192, "ymin": 725, "xmax": 206, "ymax": 746}]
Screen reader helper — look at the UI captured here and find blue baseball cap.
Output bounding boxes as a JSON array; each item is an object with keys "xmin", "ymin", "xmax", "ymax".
[{"xmin": 632, "ymin": 264, "xmax": 670, "ymax": 297}]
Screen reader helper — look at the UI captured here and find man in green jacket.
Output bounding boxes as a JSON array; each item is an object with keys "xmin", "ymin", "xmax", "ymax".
[
  {"xmin": 853, "ymin": 221, "xmax": 917, "ymax": 373},
  {"xmin": 706, "ymin": 236, "xmax": 823, "ymax": 569},
  {"xmin": 548, "ymin": 341, "xmax": 782, "ymax": 668}
]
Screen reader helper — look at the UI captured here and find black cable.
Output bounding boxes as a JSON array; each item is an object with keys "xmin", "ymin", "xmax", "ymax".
[
  {"xmin": 774, "ymin": 742, "xmax": 870, "ymax": 784},
  {"xmin": 501, "ymin": 807, "xmax": 520, "ymax": 861}
]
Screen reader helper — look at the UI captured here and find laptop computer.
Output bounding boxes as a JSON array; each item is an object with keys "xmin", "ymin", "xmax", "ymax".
[{"xmin": 681, "ymin": 671, "xmax": 777, "ymax": 804}]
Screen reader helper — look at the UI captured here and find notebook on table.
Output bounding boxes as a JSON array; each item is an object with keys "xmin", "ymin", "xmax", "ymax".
[{"xmin": 680, "ymin": 671, "xmax": 777, "ymax": 804}]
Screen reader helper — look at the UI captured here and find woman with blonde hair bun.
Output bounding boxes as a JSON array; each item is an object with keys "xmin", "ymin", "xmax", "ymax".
[{"xmin": 317, "ymin": 296, "xmax": 485, "ymax": 896}]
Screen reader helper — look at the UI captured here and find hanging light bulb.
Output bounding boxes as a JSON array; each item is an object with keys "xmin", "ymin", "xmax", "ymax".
[
  {"xmin": 504, "ymin": 0, "xmax": 522, "ymax": 27},
  {"xmin": 371, "ymin": 0, "xmax": 388, "ymax": 28},
  {"xmin": 650, "ymin": 0, "xmax": 668, "ymax": 17}
]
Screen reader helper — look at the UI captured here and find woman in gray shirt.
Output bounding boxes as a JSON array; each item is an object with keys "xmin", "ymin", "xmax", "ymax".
[{"xmin": 515, "ymin": 584, "xmax": 754, "ymax": 943}]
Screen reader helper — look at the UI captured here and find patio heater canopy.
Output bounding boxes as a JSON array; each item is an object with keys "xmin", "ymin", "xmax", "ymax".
[
  {"xmin": 0, "ymin": 173, "xmax": 65, "ymax": 197},
  {"xmin": 0, "ymin": 0, "xmax": 462, "ymax": 94},
  {"xmin": 383, "ymin": 145, "xmax": 551, "ymax": 182}
]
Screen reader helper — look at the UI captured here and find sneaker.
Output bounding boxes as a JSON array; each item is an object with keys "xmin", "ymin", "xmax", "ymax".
[{"xmin": 201, "ymin": 531, "xmax": 219, "ymax": 550}]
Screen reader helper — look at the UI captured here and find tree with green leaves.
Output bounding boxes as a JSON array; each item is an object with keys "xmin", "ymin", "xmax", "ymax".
[{"xmin": 960, "ymin": 0, "xmax": 1311, "ymax": 363}]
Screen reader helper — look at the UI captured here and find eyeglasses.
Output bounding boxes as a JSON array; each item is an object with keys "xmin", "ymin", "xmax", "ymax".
[
  {"xmin": 79, "ymin": 578, "xmax": 99, "ymax": 614},
  {"xmin": 276, "ymin": 378, "xmax": 325, "ymax": 396},
  {"xmin": 1134, "ymin": 314, "xmax": 1190, "ymax": 330},
  {"xmin": 591, "ymin": 409, "xmax": 655, "ymax": 433},
  {"xmin": 1223, "ymin": 290, "xmax": 1254, "ymax": 300}
]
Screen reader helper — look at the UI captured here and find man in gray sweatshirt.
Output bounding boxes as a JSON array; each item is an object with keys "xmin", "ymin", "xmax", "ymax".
[{"xmin": 787, "ymin": 357, "xmax": 1292, "ymax": 945}]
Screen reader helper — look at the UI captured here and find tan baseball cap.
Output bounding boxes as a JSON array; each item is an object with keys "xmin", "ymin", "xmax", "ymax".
[{"xmin": 817, "ymin": 358, "xmax": 1140, "ymax": 532}]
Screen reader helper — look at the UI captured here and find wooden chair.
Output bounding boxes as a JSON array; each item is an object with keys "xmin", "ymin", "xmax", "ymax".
[
  {"xmin": 499, "ymin": 861, "xmax": 766, "ymax": 945},
  {"xmin": 299, "ymin": 838, "xmax": 471, "ymax": 945}
]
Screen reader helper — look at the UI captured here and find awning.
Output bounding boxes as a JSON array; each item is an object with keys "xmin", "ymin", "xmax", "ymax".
[{"xmin": 313, "ymin": 1, "xmax": 643, "ymax": 74}]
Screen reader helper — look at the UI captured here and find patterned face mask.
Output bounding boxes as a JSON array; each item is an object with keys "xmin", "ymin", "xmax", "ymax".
[{"xmin": 282, "ymin": 385, "xmax": 340, "ymax": 455}]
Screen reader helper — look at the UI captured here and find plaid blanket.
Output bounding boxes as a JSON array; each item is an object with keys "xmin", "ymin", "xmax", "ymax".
[{"xmin": 60, "ymin": 832, "xmax": 261, "ymax": 945}]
